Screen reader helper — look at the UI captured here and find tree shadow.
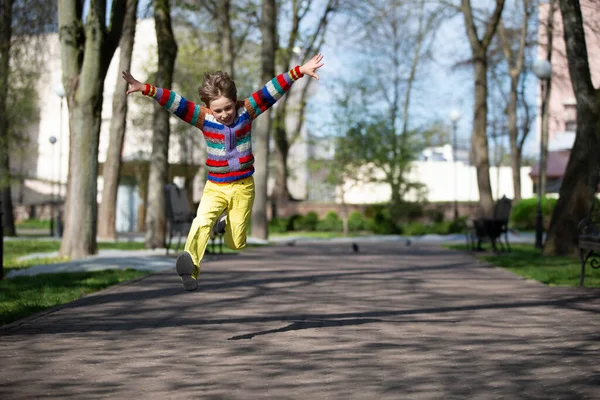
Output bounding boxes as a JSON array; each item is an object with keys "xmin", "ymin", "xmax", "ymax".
[{"xmin": 227, "ymin": 318, "xmax": 460, "ymax": 340}]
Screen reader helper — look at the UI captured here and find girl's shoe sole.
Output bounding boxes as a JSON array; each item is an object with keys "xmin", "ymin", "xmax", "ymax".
[{"xmin": 176, "ymin": 252, "xmax": 198, "ymax": 292}]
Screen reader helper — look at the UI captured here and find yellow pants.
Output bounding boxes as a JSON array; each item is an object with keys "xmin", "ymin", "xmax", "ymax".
[{"xmin": 183, "ymin": 177, "xmax": 255, "ymax": 278}]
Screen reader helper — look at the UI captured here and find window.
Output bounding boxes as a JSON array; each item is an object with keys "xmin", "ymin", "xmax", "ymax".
[{"xmin": 565, "ymin": 120, "xmax": 577, "ymax": 132}]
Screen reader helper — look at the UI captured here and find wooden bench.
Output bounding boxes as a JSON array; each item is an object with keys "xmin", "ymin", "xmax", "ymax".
[
  {"xmin": 578, "ymin": 201, "xmax": 600, "ymax": 287},
  {"xmin": 467, "ymin": 196, "xmax": 512, "ymax": 253}
]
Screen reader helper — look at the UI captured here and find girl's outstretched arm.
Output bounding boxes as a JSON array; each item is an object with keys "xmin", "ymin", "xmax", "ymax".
[
  {"xmin": 245, "ymin": 53, "xmax": 324, "ymax": 120},
  {"xmin": 121, "ymin": 70, "xmax": 206, "ymax": 129}
]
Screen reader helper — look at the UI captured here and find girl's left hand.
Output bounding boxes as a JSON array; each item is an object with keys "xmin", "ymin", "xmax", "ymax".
[
  {"xmin": 122, "ymin": 70, "xmax": 145, "ymax": 95},
  {"xmin": 299, "ymin": 53, "xmax": 324, "ymax": 80}
]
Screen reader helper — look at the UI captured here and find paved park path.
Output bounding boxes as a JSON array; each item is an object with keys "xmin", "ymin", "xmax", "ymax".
[{"xmin": 1, "ymin": 242, "xmax": 599, "ymax": 399}]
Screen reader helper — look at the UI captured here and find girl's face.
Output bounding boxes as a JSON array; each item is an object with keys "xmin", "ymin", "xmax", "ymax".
[{"xmin": 209, "ymin": 96, "xmax": 236, "ymax": 126}]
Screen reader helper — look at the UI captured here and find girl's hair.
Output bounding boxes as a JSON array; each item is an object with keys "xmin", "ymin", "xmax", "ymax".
[{"xmin": 198, "ymin": 71, "xmax": 237, "ymax": 106}]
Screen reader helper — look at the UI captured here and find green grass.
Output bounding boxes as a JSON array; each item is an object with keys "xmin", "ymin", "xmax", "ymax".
[
  {"xmin": 269, "ymin": 231, "xmax": 366, "ymax": 239},
  {"xmin": 0, "ymin": 269, "xmax": 149, "ymax": 326},
  {"xmin": 1, "ymin": 239, "xmax": 153, "ymax": 326},
  {"xmin": 448, "ymin": 243, "xmax": 600, "ymax": 287},
  {"xmin": 15, "ymin": 219, "xmax": 51, "ymax": 229},
  {"xmin": 2, "ymin": 239, "xmax": 148, "ymax": 273},
  {"xmin": 0, "ymin": 237, "xmax": 268, "ymax": 326}
]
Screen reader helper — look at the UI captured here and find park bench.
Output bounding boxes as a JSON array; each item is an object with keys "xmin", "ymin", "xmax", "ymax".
[
  {"xmin": 467, "ymin": 195, "xmax": 512, "ymax": 253},
  {"xmin": 578, "ymin": 201, "xmax": 600, "ymax": 287},
  {"xmin": 164, "ymin": 183, "xmax": 194, "ymax": 255},
  {"xmin": 164, "ymin": 183, "xmax": 224, "ymax": 256}
]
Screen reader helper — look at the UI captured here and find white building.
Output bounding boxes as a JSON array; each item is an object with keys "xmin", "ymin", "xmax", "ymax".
[{"xmin": 338, "ymin": 161, "xmax": 533, "ymax": 204}]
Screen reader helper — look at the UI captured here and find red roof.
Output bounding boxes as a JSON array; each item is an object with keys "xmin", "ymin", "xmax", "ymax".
[{"xmin": 529, "ymin": 150, "xmax": 570, "ymax": 178}]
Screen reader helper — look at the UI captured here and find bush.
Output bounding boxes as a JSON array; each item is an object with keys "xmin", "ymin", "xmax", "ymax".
[
  {"xmin": 425, "ymin": 208, "xmax": 445, "ymax": 224},
  {"xmin": 402, "ymin": 218, "xmax": 466, "ymax": 236},
  {"xmin": 403, "ymin": 222, "xmax": 427, "ymax": 236},
  {"xmin": 286, "ymin": 214, "xmax": 304, "ymax": 231},
  {"xmin": 394, "ymin": 201, "xmax": 425, "ymax": 222},
  {"xmin": 364, "ymin": 204, "xmax": 386, "ymax": 219},
  {"xmin": 448, "ymin": 216, "xmax": 468, "ymax": 234},
  {"xmin": 348, "ymin": 211, "xmax": 365, "ymax": 232},
  {"xmin": 269, "ymin": 217, "xmax": 288, "ymax": 233},
  {"xmin": 365, "ymin": 207, "xmax": 401, "ymax": 234},
  {"xmin": 511, "ymin": 197, "xmax": 557, "ymax": 230},
  {"xmin": 302, "ymin": 211, "xmax": 319, "ymax": 231},
  {"xmin": 318, "ymin": 211, "xmax": 343, "ymax": 232}
]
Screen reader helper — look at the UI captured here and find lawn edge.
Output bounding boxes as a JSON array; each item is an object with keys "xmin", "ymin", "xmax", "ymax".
[{"xmin": 0, "ymin": 270, "xmax": 156, "ymax": 331}]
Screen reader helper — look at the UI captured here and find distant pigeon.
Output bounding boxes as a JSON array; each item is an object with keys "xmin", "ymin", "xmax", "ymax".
[
  {"xmin": 352, "ymin": 242, "xmax": 359, "ymax": 253},
  {"xmin": 287, "ymin": 240, "xmax": 296, "ymax": 246},
  {"xmin": 406, "ymin": 239, "xmax": 412, "ymax": 247}
]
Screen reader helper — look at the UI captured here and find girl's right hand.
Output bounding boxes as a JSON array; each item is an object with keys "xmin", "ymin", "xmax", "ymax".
[{"xmin": 122, "ymin": 70, "xmax": 145, "ymax": 95}]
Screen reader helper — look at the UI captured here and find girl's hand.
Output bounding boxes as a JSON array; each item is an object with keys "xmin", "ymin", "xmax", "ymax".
[
  {"xmin": 299, "ymin": 53, "xmax": 324, "ymax": 80},
  {"xmin": 122, "ymin": 70, "xmax": 145, "ymax": 95}
]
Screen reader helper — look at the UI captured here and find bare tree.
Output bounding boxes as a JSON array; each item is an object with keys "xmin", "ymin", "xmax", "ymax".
[
  {"xmin": 338, "ymin": 0, "xmax": 445, "ymax": 218},
  {"xmin": 216, "ymin": 0, "xmax": 234, "ymax": 76},
  {"xmin": 496, "ymin": 0, "xmax": 534, "ymax": 202},
  {"xmin": 0, "ymin": 0, "xmax": 13, "ymax": 279},
  {"xmin": 460, "ymin": 0, "xmax": 505, "ymax": 216},
  {"xmin": 544, "ymin": 0, "xmax": 600, "ymax": 255},
  {"xmin": 0, "ymin": 0, "xmax": 14, "ymax": 245},
  {"xmin": 98, "ymin": 0, "xmax": 139, "ymax": 240},
  {"xmin": 0, "ymin": 0, "xmax": 55, "ymax": 242},
  {"xmin": 250, "ymin": 0, "xmax": 276, "ymax": 240},
  {"xmin": 270, "ymin": 0, "xmax": 338, "ymax": 212},
  {"xmin": 145, "ymin": 0, "xmax": 178, "ymax": 248},
  {"xmin": 58, "ymin": 0, "xmax": 126, "ymax": 259},
  {"xmin": 174, "ymin": 0, "xmax": 259, "ymax": 78},
  {"xmin": 538, "ymin": 0, "xmax": 557, "ymax": 197}
]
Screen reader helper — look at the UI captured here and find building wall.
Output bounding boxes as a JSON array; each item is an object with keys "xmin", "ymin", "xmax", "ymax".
[
  {"xmin": 538, "ymin": 0, "xmax": 600, "ymax": 150},
  {"xmin": 340, "ymin": 162, "xmax": 533, "ymax": 204}
]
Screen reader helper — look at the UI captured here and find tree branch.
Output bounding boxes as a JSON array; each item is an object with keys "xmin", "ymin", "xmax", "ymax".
[
  {"xmin": 461, "ymin": 0, "xmax": 482, "ymax": 50},
  {"xmin": 514, "ymin": 0, "xmax": 530, "ymax": 74},
  {"xmin": 198, "ymin": 0, "xmax": 217, "ymax": 15},
  {"xmin": 103, "ymin": 0, "xmax": 127, "ymax": 76},
  {"xmin": 481, "ymin": 0, "xmax": 506, "ymax": 50}
]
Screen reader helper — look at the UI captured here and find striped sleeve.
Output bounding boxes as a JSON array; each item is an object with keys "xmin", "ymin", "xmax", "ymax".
[
  {"xmin": 244, "ymin": 66, "xmax": 304, "ymax": 120},
  {"xmin": 142, "ymin": 84, "xmax": 205, "ymax": 129}
]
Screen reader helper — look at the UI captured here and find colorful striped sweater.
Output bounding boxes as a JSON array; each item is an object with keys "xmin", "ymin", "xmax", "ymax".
[{"xmin": 142, "ymin": 66, "xmax": 304, "ymax": 183}]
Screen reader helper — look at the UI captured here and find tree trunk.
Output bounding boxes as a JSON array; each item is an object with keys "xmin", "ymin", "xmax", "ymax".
[
  {"xmin": 540, "ymin": 79, "xmax": 552, "ymax": 196},
  {"xmin": 544, "ymin": 0, "xmax": 600, "ymax": 255},
  {"xmin": 98, "ymin": 0, "xmax": 138, "ymax": 240},
  {"xmin": 271, "ymin": 112, "xmax": 291, "ymax": 213},
  {"xmin": 540, "ymin": 0, "xmax": 556, "ymax": 196},
  {"xmin": 58, "ymin": 0, "xmax": 126, "ymax": 259},
  {"xmin": 217, "ymin": 0, "xmax": 234, "ymax": 78},
  {"xmin": 145, "ymin": 0, "xmax": 177, "ymax": 249},
  {"xmin": 461, "ymin": 0, "xmax": 505, "ymax": 217},
  {"xmin": 270, "ymin": 0, "xmax": 337, "ymax": 210},
  {"xmin": 508, "ymin": 77, "xmax": 522, "ymax": 202},
  {"xmin": 472, "ymin": 59, "xmax": 494, "ymax": 215},
  {"xmin": 498, "ymin": 1, "xmax": 530, "ymax": 203},
  {"xmin": 0, "ymin": 0, "xmax": 16, "ymax": 241},
  {"xmin": 251, "ymin": 0, "xmax": 276, "ymax": 240}
]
